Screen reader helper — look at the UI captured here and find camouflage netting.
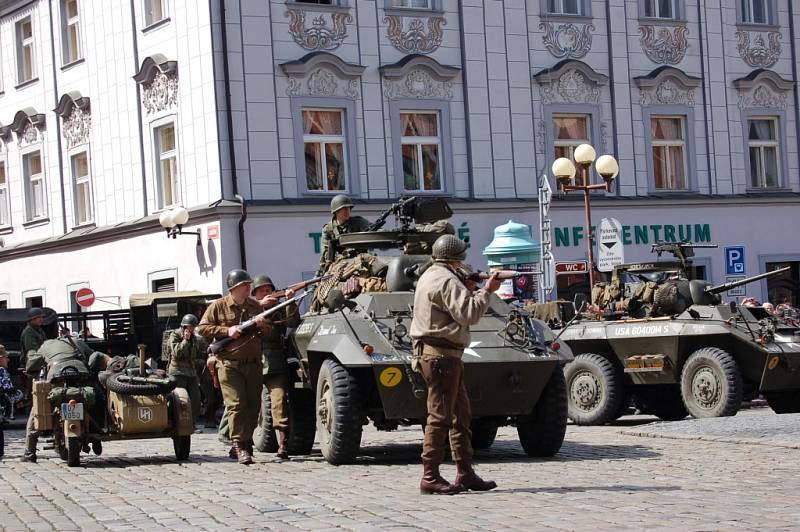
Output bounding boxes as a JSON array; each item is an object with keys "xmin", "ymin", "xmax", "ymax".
[{"xmin": 312, "ymin": 253, "xmax": 389, "ymax": 312}]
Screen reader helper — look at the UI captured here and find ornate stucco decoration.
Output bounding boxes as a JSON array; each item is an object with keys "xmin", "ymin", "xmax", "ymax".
[
  {"xmin": 634, "ymin": 66, "xmax": 701, "ymax": 106},
  {"xmin": 539, "ymin": 22, "xmax": 593, "ymax": 59},
  {"xmin": 55, "ymin": 92, "xmax": 92, "ymax": 149},
  {"xmin": 384, "ymin": 15, "xmax": 445, "ymax": 54},
  {"xmin": 286, "ymin": 9, "xmax": 351, "ymax": 51},
  {"xmin": 733, "ymin": 69, "xmax": 793, "ymax": 110},
  {"xmin": 133, "ymin": 55, "xmax": 179, "ymax": 115},
  {"xmin": 281, "ymin": 52, "xmax": 365, "ymax": 100},
  {"xmin": 639, "ymin": 25, "xmax": 688, "ymax": 65},
  {"xmin": 533, "ymin": 60, "xmax": 608, "ymax": 105},
  {"xmin": 736, "ymin": 31, "xmax": 781, "ymax": 68},
  {"xmin": 379, "ymin": 54, "xmax": 460, "ymax": 100},
  {"xmin": 10, "ymin": 108, "xmax": 46, "ymax": 146}
]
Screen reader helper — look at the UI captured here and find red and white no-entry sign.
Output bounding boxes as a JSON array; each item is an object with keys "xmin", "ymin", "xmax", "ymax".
[{"xmin": 75, "ymin": 287, "xmax": 95, "ymax": 308}]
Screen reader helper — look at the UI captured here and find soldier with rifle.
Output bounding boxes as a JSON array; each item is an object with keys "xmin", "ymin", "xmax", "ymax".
[
  {"xmin": 318, "ymin": 194, "xmax": 370, "ymax": 274},
  {"xmin": 197, "ymin": 269, "xmax": 269, "ymax": 465}
]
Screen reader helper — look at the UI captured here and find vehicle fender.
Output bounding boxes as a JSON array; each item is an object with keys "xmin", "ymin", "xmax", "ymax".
[
  {"xmin": 171, "ymin": 387, "xmax": 194, "ymax": 437},
  {"xmin": 64, "ymin": 418, "xmax": 83, "ymax": 438},
  {"xmin": 306, "ymin": 334, "xmax": 372, "ymax": 367}
]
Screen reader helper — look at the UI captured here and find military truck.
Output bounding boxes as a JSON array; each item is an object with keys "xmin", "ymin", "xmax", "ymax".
[
  {"xmin": 278, "ymin": 197, "xmax": 573, "ymax": 465},
  {"xmin": 558, "ymin": 259, "xmax": 800, "ymax": 424}
]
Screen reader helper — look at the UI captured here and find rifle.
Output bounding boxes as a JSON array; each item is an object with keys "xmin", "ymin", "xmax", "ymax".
[
  {"xmin": 207, "ymin": 291, "xmax": 309, "ymax": 355},
  {"xmin": 270, "ymin": 275, "xmax": 330, "ymax": 299},
  {"xmin": 366, "ymin": 196, "xmax": 417, "ymax": 231},
  {"xmin": 462, "ymin": 270, "xmax": 526, "ymax": 282}
]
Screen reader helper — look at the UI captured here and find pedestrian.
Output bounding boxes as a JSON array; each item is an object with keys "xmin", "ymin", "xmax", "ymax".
[
  {"xmin": 410, "ymin": 235, "xmax": 502, "ymax": 495},
  {"xmin": 252, "ymin": 275, "xmax": 300, "ymax": 460},
  {"xmin": 166, "ymin": 314, "xmax": 203, "ymax": 429},
  {"xmin": 0, "ymin": 345, "xmax": 24, "ymax": 420},
  {"xmin": 318, "ymin": 194, "xmax": 370, "ymax": 273},
  {"xmin": 197, "ymin": 269, "xmax": 269, "ymax": 465}
]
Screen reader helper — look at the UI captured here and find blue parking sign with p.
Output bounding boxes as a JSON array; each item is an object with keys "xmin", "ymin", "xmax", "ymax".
[{"xmin": 725, "ymin": 246, "xmax": 745, "ymax": 275}]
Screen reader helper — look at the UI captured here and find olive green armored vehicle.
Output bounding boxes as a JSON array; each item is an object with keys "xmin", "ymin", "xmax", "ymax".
[
  {"xmin": 558, "ymin": 247, "xmax": 799, "ymax": 424},
  {"xmin": 272, "ymin": 198, "xmax": 572, "ymax": 465}
]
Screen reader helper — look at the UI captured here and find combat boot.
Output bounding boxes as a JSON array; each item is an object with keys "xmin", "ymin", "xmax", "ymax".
[
  {"xmin": 21, "ymin": 451, "xmax": 37, "ymax": 463},
  {"xmin": 420, "ymin": 462, "xmax": 464, "ymax": 495},
  {"xmin": 276, "ymin": 429, "xmax": 290, "ymax": 460},
  {"xmin": 235, "ymin": 442, "xmax": 254, "ymax": 465},
  {"xmin": 454, "ymin": 460, "xmax": 497, "ymax": 491}
]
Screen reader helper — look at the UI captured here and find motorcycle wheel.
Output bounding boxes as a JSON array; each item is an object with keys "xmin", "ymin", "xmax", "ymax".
[{"xmin": 67, "ymin": 437, "xmax": 81, "ymax": 467}]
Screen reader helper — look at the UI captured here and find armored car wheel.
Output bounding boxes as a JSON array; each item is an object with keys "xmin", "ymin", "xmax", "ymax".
[
  {"xmin": 316, "ymin": 358, "xmax": 363, "ymax": 465},
  {"xmin": 67, "ymin": 437, "xmax": 81, "ymax": 467},
  {"xmin": 764, "ymin": 389, "xmax": 800, "ymax": 414},
  {"xmin": 517, "ymin": 365, "xmax": 568, "ymax": 457},
  {"xmin": 470, "ymin": 418, "xmax": 498, "ymax": 450},
  {"xmin": 565, "ymin": 353, "xmax": 623, "ymax": 425},
  {"xmin": 681, "ymin": 347, "xmax": 742, "ymax": 418}
]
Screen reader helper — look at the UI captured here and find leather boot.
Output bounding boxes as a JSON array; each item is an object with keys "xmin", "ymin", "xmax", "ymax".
[
  {"xmin": 228, "ymin": 445, "xmax": 237, "ymax": 459},
  {"xmin": 276, "ymin": 429, "xmax": 290, "ymax": 460},
  {"xmin": 235, "ymin": 442, "xmax": 254, "ymax": 465},
  {"xmin": 454, "ymin": 460, "xmax": 497, "ymax": 491},
  {"xmin": 21, "ymin": 451, "xmax": 37, "ymax": 463},
  {"xmin": 420, "ymin": 462, "xmax": 464, "ymax": 495}
]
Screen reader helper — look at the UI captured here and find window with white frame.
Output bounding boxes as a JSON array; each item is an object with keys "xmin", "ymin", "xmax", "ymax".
[
  {"xmin": 0, "ymin": 161, "xmax": 9, "ymax": 226},
  {"xmin": 740, "ymin": 0, "xmax": 774, "ymax": 25},
  {"xmin": 400, "ymin": 111, "xmax": 443, "ymax": 192},
  {"xmin": 144, "ymin": 0, "xmax": 167, "ymax": 27},
  {"xmin": 644, "ymin": 0, "xmax": 678, "ymax": 19},
  {"xmin": 71, "ymin": 151, "xmax": 93, "ymax": 224},
  {"xmin": 154, "ymin": 123, "xmax": 179, "ymax": 208},
  {"xmin": 553, "ymin": 114, "xmax": 591, "ymax": 186},
  {"xmin": 23, "ymin": 151, "xmax": 47, "ymax": 220},
  {"xmin": 62, "ymin": 0, "xmax": 82, "ymax": 64},
  {"xmin": 389, "ymin": 0, "xmax": 432, "ymax": 8},
  {"xmin": 748, "ymin": 118, "xmax": 780, "ymax": 188},
  {"xmin": 303, "ymin": 109, "xmax": 347, "ymax": 192},
  {"xmin": 16, "ymin": 17, "xmax": 36, "ymax": 83},
  {"xmin": 546, "ymin": 0, "xmax": 584, "ymax": 16},
  {"xmin": 651, "ymin": 116, "xmax": 687, "ymax": 190}
]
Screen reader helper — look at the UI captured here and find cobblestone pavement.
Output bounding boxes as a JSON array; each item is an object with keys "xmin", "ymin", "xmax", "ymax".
[{"xmin": 1, "ymin": 408, "xmax": 799, "ymax": 531}]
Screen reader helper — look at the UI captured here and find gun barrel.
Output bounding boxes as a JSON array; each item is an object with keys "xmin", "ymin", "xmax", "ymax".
[{"xmin": 706, "ymin": 266, "xmax": 790, "ymax": 294}]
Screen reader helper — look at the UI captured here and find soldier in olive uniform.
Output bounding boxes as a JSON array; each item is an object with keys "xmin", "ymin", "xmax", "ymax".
[
  {"xmin": 197, "ymin": 269, "xmax": 269, "ymax": 465},
  {"xmin": 252, "ymin": 276, "xmax": 300, "ymax": 459},
  {"xmin": 411, "ymin": 235, "xmax": 501, "ymax": 495},
  {"xmin": 318, "ymin": 194, "xmax": 370, "ymax": 273},
  {"xmin": 20, "ymin": 308, "xmax": 48, "ymax": 404},
  {"xmin": 166, "ymin": 314, "xmax": 203, "ymax": 426}
]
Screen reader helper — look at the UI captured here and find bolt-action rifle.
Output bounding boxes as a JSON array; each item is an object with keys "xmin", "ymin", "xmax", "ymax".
[
  {"xmin": 270, "ymin": 275, "xmax": 330, "ymax": 299},
  {"xmin": 462, "ymin": 270, "xmax": 526, "ymax": 283}
]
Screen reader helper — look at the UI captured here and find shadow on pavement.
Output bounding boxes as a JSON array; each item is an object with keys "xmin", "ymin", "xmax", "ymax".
[{"xmin": 493, "ymin": 484, "xmax": 681, "ymax": 495}]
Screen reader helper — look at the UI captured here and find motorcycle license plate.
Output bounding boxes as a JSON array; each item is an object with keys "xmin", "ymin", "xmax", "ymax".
[{"xmin": 60, "ymin": 403, "xmax": 84, "ymax": 421}]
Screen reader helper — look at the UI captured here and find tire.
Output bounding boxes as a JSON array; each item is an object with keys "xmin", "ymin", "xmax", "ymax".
[
  {"xmin": 287, "ymin": 388, "xmax": 316, "ymax": 455},
  {"xmin": 634, "ymin": 385, "xmax": 688, "ymax": 421},
  {"xmin": 105, "ymin": 372, "xmax": 177, "ymax": 396},
  {"xmin": 681, "ymin": 347, "xmax": 742, "ymax": 418},
  {"xmin": 173, "ymin": 435, "xmax": 191, "ymax": 461},
  {"xmin": 55, "ymin": 433, "xmax": 68, "ymax": 461},
  {"xmin": 67, "ymin": 437, "xmax": 81, "ymax": 467},
  {"xmin": 764, "ymin": 389, "xmax": 800, "ymax": 414},
  {"xmin": 91, "ymin": 440, "xmax": 103, "ymax": 456},
  {"xmin": 316, "ymin": 359, "xmax": 362, "ymax": 465},
  {"xmin": 470, "ymin": 419, "xmax": 498, "ymax": 450},
  {"xmin": 564, "ymin": 353, "xmax": 623, "ymax": 425},
  {"xmin": 254, "ymin": 387, "xmax": 279, "ymax": 453},
  {"xmin": 517, "ymin": 365, "xmax": 568, "ymax": 457}
]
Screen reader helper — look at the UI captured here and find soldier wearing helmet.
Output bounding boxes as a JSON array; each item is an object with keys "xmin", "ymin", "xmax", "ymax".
[
  {"xmin": 252, "ymin": 275, "xmax": 300, "ymax": 459},
  {"xmin": 20, "ymin": 307, "xmax": 48, "ymax": 406},
  {"xmin": 165, "ymin": 313, "xmax": 204, "ymax": 427},
  {"xmin": 410, "ymin": 235, "xmax": 502, "ymax": 495},
  {"xmin": 318, "ymin": 194, "xmax": 370, "ymax": 273},
  {"xmin": 197, "ymin": 269, "xmax": 270, "ymax": 465}
]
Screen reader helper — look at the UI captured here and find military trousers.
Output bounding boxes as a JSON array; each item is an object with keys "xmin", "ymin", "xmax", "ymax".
[
  {"xmin": 24, "ymin": 412, "xmax": 38, "ymax": 453},
  {"xmin": 217, "ymin": 358, "xmax": 262, "ymax": 445},
  {"xmin": 172, "ymin": 375, "xmax": 201, "ymax": 422},
  {"xmin": 263, "ymin": 373, "xmax": 289, "ymax": 431},
  {"xmin": 419, "ymin": 352, "xmax": 473, "ymax": 465}
]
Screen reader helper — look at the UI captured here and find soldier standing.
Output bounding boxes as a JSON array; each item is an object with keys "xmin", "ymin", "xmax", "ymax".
[
  {"xmin": 20, "ymin": 308, "xmax": 47, "ymax": 404},
  {"xmin": 318, "ymin": 194, "xmax": 370, "ymax": 273},
  {"xmin": 197, "ymin": 269, "xmax": 269, "ymax": 465},
  {"xmin": 166, "ymin": 314, "xmax": 203, "ymax": 427},
  {"xmin": 410, "ymin": 235, "xmax": 501, "ymax": 495},
  {"xmin": 252, "ymin": 276, "xmax": 300, "ymax": 460}
]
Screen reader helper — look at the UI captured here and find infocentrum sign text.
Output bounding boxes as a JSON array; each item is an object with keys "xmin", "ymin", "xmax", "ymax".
[{"xmin": 554, "ymin": 223, "xmax": 711, "ymax": 248}]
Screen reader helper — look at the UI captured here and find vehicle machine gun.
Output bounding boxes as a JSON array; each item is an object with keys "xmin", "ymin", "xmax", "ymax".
[{"xmin": 651, "ymin": 241, "xmax": 718, "ymax": 272}]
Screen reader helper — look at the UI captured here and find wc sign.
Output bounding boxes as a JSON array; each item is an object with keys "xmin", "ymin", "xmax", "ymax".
[{"xmin": 725, "ymin": 246, "xmax": 746, "ymax": 275}]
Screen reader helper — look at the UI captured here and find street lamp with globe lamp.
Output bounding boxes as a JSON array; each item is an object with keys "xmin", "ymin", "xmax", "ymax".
[
  {"xmin": 158, "ymin": 206, "xmax": 202, "ymax": 246},
  {"xmin": 551, "ymin": 144, "xmax": 619, "ymax": 290}
]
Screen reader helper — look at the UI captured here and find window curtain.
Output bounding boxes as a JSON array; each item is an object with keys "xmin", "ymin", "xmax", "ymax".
[
  {"xmin": 554, "ymin": 117, "xmax": 587, "ymax": 140},
  {"xmin": 401, "ymin": 113, "xmax": 437, "ymax": 137},
  {"xmin": 652, "ymin": 117, "xmax": 682, "ymax": 140},
  {"xmin": 749, "ymin": 120, "xmax": 774, "ymax": 140},
  {"xmin": 304, "ymin": 110, "xmax": 341, "ymax": 136}
]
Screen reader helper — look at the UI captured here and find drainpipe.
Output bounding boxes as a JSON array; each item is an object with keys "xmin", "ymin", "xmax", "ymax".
[
  {"xmin": 457, "ymin": 0, "xmax": 475, "ymax": 199},
  {"xmin": 129, "ymin": 0, "xmax": 148, "ymax": 216},
  {"xmin": 788, "ymin": 0, "xmax": 800, "ymax": 190},
  {"xmin": 604, "ymin": 0, "xmax": 620, "ymax": 196},
  {"xmin": 220, "ymin": 0, "xmax": 245, "ymax": 268},
  {"xmin": 696, "ymin": 1, "xmax": 714, "ymax": 195},
  {"xmin": 47, "ymin": 0, "xmax": 67, "ymax": 234}
]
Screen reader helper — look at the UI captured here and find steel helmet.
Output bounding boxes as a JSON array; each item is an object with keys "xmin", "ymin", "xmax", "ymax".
[
  {"xmin": 226, "ymin": 269, "xmax": 253, "ymax": 290},
  {"xmin": 27, "ymin": 307, "xmax": 44, "ymax": 321},
  {"xmin": 180, "ymin": 314, "xmax": 199, "ymax": 327},
  {"xmin": 330, "ymin": 194, "xmax": 354, "ymax": 214},
  {"xmin": 432, "ymin": 235, "xmax": 467, "ymax": 262},
  {"xmin": 251, "ymin": 275, "xmax": 275, "ymax": 295}
]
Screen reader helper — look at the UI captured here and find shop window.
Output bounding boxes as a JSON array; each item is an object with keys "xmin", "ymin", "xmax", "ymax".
[
  {"xmin": 23, "ymin": 151, "xmax": 47, "ymax": 221},
  {"xmin": 61, "ymin": 0, "xmax": 82, "ymax": 65},
  {"xmin": 650, "ymin": 116, "xmax": 688, "ymax": 191},
  {"xmin": 144, "ymin": 0, "xmax": 167, "ymax": 27},
  {"xmin": 542, "ymin": 0, "xmax": 588, "ymax": 16},
  {"xmin": 154, "ymin": 121, "xmax": 179, "ymax": 208},
  {"xmin": 400, "ymin": 111, "xmax": 443, "ymax": 193},
  {"xmin": 71, "ymin": 151, "xmax": 93, "ymax": 225},
  {"xmin": 0, "ymin": 161, "xmax": 10, "ymax": 227},
  {"xmin": 766, "ymin": 261, "xmax": 799, "ymax": 307},
  {"xmin": 747, "ymin": 118, "xmax": 780, "ymax": 188},
  {"xmin": 16, "ymin": 17, "xmax": 36, "ymax": 84},
  {"xmin": 303, "ymin": 109, "xmax": 348, "ymax": 193},
  {"xmin": 739, "ymin": 0, "xmax": 776, "ymax": 25}
]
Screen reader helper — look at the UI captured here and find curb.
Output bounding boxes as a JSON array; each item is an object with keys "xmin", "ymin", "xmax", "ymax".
[{"xmin": 619, "ymin": 428, "xmax": 800, "ymax": 450}]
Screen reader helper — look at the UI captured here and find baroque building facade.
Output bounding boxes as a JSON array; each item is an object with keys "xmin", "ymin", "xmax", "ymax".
[{"xmin": 0, "ymin": 0, "xmax": 799, "ymax": 313}]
